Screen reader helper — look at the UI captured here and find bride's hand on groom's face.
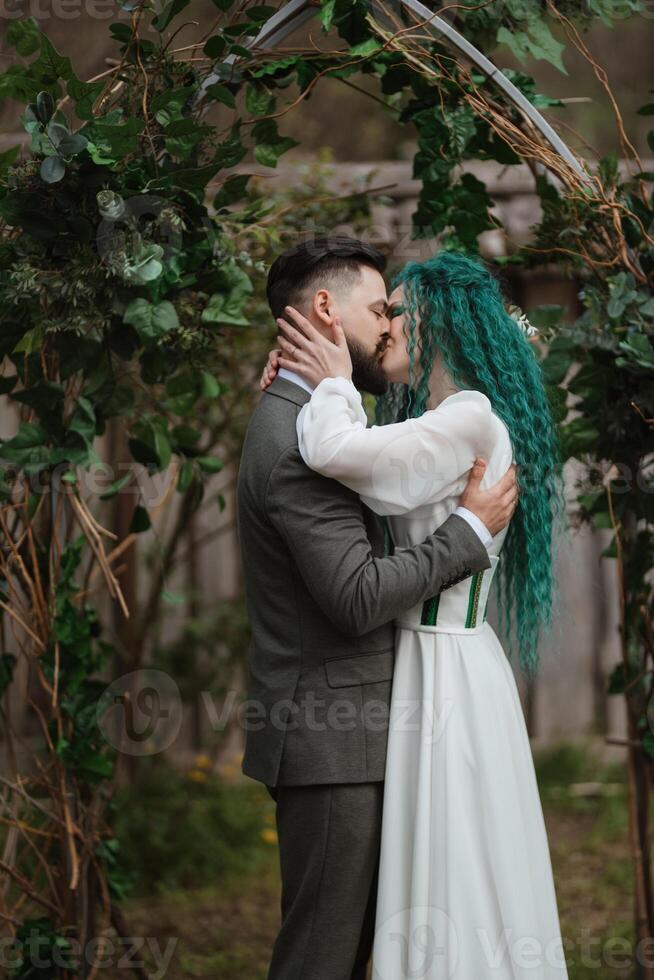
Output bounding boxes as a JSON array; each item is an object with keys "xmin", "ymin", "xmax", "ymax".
[{"xmin": 275, "ymin": 306, "xmax": 353, "ymax": 388}]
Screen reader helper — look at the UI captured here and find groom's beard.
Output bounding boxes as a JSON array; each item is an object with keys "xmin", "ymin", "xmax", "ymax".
[{"xmin": 349, "ymin": 338, "xmax": 389, "ymax": 396}]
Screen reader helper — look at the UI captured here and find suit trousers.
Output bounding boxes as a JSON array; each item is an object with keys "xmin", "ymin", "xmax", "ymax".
[{"xmin": 265, "ymin": 781, "xmax": 384, "ymax": 980}]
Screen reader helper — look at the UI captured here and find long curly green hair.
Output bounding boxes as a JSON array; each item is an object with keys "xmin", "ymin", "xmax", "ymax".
[{"xmin": 376, "ymin": 251, "xmax": 565, "ymax": 679}]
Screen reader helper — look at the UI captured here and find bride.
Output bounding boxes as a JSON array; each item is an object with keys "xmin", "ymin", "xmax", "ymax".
[{"xmin": 262, "ymin": 251, "xmax": 569, "ymax": 979}]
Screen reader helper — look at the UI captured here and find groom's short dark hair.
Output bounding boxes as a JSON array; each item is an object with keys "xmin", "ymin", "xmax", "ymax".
[{"xmin": 266, "ymin": 235, "xmax": 386, "ymax": 319}]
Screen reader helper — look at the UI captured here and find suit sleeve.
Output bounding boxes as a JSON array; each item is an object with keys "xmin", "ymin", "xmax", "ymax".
[
  {"xmin": 297, "ymin": 377, "xmax": 502, "ymax": 516},
  {"xmin": 266, "ymin": 445, "xmax": 490, "ymax": 637}
]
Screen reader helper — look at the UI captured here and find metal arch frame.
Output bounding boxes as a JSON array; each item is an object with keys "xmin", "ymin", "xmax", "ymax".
[{"xmin": 193, "ymin": 0, "xmax": 587, "ymax": 181}]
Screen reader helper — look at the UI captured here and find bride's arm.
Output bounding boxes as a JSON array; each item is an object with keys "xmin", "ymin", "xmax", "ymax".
[{"xmin": 297, "ymin": 377, "xmax": 499, "ymax": 516}]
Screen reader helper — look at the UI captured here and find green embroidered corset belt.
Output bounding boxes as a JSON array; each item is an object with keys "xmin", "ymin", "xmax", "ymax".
[{"xmin": 394, "ymin": 554, "xmax": 501, "ymax": 635}]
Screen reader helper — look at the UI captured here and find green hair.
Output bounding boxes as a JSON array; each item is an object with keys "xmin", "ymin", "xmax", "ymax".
[{"xmin": 376, "ymin": 251, "xmax": 565, "ymax": 680}]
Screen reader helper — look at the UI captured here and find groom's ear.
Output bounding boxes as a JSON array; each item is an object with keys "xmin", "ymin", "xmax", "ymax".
[{"xmin": 310, "ymin": 288, "xmax": 337, "ymax": 337}]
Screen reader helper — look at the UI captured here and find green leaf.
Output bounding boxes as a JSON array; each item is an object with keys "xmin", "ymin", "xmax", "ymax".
[
  {"xmin": 591, "ymin": 511, "xmax": 613, "ymax": 530},
  {"xmin": 100, "ymin": 471, "xmax": 133, "ymax": 500},
  {"xmin": 128, "ymin": 438, "xmax": 158, "ymax": 468},
  {"xmin": 36, "ymin": 91, "xmax": 55, "ymax": 124},
  {"xmin": 130, "ymin": 505, "xmax": 151, "ymax": 533},
  {"xmin": 177, "ymin": 459, "xmax": 194, "ymax": 492},
  {"xmin": 197, "ymin": 456, "xmax": 223, "ymax": 474},
  {"xmin": 1, "ymin": 422, "xmax": 49, "ymax": 468},
  {"xmin": 202, "ymin": 294, "xmax": 249, "ymax": 326},
  {"xmin": 58, "ymin": 132, "xmax": 88, "ymax": 156},
  {"xmin": 529, "ymin": 304, "xmax": 566, "ymax": 331},
  {"xmin": 246, "ymin": 5, "xmax": 277, "ymax": 22},
  {"xmin": 251, "ymin": 55, "xmax": 300, "ymax": 78},
  {"xmin": 497, "ymin": 26, "xmax": 531, "ymax": 63},
  {"xmin": 203, "ymin": 33, "xmax": 227, "ymax": 58},
  {"xmin": 40, "ymin": 155, "xmax": 66, "ymax": 183},
  {"xmin": 13, "ymin": 326, "xmax": 44, "ymax": 354},
  {"xmin": 523, "ymin": 18, "xmax": 567, "ymax": 74},
  {"xmin": 123, "ymin": 299, "xmax": 180, "ymax": 345},
  {"xmin": 171, "ymin": 424, "xmax": 200, "ymax": 450},
  {"xmin": 66, "ymin": 77, "xmax": 104, "ymax": 120},
  {"xmin": 120, "ymin": 242, "xmax": 164, "ymax": 285},
  {"xmin": 68, "ymin": 396, "xmax": 96, "ymax": 441},
  {"xmin": 213, "ymin": 174, "xmax": 250, "ymax": 209},
  {"xmin": 252, "ymin": 118, "xmax": 298, "ymax": 168},
  {"xmin": 80, "ymin": 117, "xmax": 145, "ymax": 165},
  {"xmin": 201, "ymin": 263, "xmax": 253, "ymax": 326},
  {"xmin": 151, "ymin": 85, "xmax": 195, "ymax": 126},
  {"xmin": 617, "ymin": 334, "xmax": 654, "ymax": 370},
  {"xmin": 497, "ymin": 21, "xmax": 567, "ymax": 74},
  {"xmin": 542, "ymin": 337, "xmax": 575, "ymax": 384},
  {"xmin": 6, "ymin": 18, "xmax": 41, "ymax": 56},
  {"xmin": 154, "ymin": 427, "xmax": 172, "ymax": 470},
  {"xmin": 32, "ymin": 34, "xmax": 77, "ymax": 84},
  {"xmin": 320, "ymin": 0, "xmax": 337, "ymax": 31},
  {"xmin": 200, "ymin": 371, "xmax": 222, "ymax": 398},
  {"xmin": 205, "ymin": 82, "xmax": 236, "ymax": 108},
  {"xmin": 245, "ymin": 84, "xmax": 274, "ymax": 116},
  {"xmin": 153, "ymin": 0, "xmax": 190, "ymax": 31},
  {"xmin": 349, "ymin": 38, "xmax": 382, "ymax": 57},
  {"xmin": 560, "ymin": 417, "xmax": 600, "ymax": 457}
]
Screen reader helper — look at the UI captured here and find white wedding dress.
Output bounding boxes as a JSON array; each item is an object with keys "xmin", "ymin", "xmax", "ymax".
[{"xmin": 297, "ymin": 378, "xmax": 569, "ymax": 980}]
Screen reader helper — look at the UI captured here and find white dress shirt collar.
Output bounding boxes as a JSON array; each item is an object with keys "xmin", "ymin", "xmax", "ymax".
[{"xmin": 278, "ymin": 367, "xmax": 314, "ymax": 395}]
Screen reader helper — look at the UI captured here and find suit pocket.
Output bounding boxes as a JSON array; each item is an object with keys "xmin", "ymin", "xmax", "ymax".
[{"xmin": 323, "ymin": 649, "xmax": 394, "ymax": 689}]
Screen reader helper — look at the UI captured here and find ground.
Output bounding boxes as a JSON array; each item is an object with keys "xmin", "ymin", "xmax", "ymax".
[{"xmin": 100, "ymin": 744, "xmax": 635, "ymax": 980}]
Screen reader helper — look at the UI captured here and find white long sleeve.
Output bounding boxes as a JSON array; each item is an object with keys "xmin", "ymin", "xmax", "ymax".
[{"xmin": 296, "ymin": 376, "xmax": 501, "ymax": 518}]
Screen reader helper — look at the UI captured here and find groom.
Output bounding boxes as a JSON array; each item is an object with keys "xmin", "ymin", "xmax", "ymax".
[{"xmin": 236, "ymin": 236, "xmax": 518, "ymax": 980}]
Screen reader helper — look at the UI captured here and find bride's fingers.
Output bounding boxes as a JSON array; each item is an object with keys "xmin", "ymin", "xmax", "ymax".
[
  {"xmin": 278, "ymin": 355, "xmax": 307, "ymax": 373},
  {"xmin": 276, "ymin": 317, "xmax": 310, "ymax": 351},
  {"xmin": 331, "ymin": 315, "xmax": 349, "ymax": 349},
  {"xmin": 283, "ymin": 305, "xmax": 322, "ymax": 342},
  {"xmin": 276, "ymin": 334, "xmax": 299, "ymax": 354}
]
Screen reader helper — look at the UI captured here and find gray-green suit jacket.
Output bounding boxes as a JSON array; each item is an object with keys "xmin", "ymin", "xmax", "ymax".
[{"xmin": 236, "ymin": 376, "xmax": 491, "ymax": 786}]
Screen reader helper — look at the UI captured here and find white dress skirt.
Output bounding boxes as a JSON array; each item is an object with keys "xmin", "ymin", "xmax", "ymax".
[{"xmin": 296, "ymin": 378, "xmax": 569, "ymax": 980}]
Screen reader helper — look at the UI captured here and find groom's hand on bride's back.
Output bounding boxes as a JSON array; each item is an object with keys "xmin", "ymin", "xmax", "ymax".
[{"xmin": 459, "ymin": 459, "xmax": 519, "ymax": 537}]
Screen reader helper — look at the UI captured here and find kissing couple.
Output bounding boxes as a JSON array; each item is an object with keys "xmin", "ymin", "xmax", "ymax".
[{"xmin": 236, "ymin": 235, "xmax": 568, "ymax": 979}]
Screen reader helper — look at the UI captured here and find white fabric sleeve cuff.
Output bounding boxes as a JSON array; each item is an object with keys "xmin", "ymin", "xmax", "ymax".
[{"xmin": 453, "ymin": 506, "xmax": 493, "ymax": 550}]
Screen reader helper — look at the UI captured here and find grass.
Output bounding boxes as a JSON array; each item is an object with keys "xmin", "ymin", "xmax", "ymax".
[{"xmin": 95, "ymin": 742, "xmax": 635, "ymax": 980}]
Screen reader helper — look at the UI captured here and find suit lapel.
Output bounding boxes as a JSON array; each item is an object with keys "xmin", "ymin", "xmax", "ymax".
[{"xmin": 265, "ymin": 376, "xmax": 312, "ymax": 408}]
